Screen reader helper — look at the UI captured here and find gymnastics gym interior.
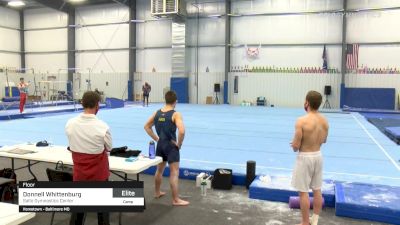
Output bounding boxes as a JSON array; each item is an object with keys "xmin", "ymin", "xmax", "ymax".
[{"xmin": 1, "ymin": 0, "xmax": 400, "ymax": 224}]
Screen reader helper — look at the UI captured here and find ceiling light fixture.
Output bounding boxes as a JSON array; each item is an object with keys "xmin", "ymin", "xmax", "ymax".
[
  {"xmin": 68, "ymin": 0, "xmax": 87, "ymax": 3},
  {"xmin": 130, "ymin": 20, "xmax": 145, "ymax": 23},
  {"xmin": 8, "ymin": 0, "xmax": 25, "ymax": 7},
  {"xmin": 208, "ymin": 14, "xmax": 222, "ymax": 18}
]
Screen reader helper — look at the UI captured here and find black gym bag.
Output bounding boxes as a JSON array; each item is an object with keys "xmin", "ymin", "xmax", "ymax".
[{"xmin": 212, "ymin": 168, "xmax": 232, "ymax": 190}]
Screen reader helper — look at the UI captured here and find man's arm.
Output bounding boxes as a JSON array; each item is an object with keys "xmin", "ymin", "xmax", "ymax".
[
  {"xmin": 173, "ymin": 112, "xmax": 185, "ymax": 149},
  {"xmin": 104, "ymin": 129, "xmax": 112, "ymax": 151},
  {"xmin": 323, "ymin": 121, "xmax": 329, "ymax": 143},
  {"xmin": 144, "ymin": 112, "xmax": 159, "ymax": 142},
  {"xmin": 291, "ymin": 119, "xmax": 303, "ymax": 151}
]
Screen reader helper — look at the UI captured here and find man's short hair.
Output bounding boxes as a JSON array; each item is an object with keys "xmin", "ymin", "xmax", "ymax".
[
  {"xmin": 306, "ymin": 91, "xmax": 322, "ymax": 110},
  {"xmin": 20, "ymin": 77, "xmax": 24, "ymax": 81},
  {"xmin": 165, "ymin": 91, "xmax": 177, "ymax": 104},
  {"xmin": 82, "ymin": 91, "xmax": 100, "ymax": 109}
]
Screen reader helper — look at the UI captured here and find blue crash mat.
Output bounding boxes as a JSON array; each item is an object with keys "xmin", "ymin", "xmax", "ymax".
[
  {"xmin": 249, "ymin": 175, "xmax": 335, "ymax": 207},
  {"xmin": 335, "ymin": 182, "xmax": 400, "ymax": 225},
  {"xmin": 385, "ymin": 127, "xmax": 400, "ymax": 139}
]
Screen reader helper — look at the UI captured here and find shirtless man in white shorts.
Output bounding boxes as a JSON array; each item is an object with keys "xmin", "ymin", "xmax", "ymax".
[{"xmin": 291, "ymin": 90, "xmax": 329, "ymax": 225}]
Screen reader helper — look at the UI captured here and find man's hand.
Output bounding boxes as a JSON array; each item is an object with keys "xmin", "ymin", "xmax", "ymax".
[
  {"xmin": 290, "ymin": 142, "xmax": 298, "ymax": 152},
  {"xmin": 171, "ymin": 140, "xmax": 181, "ymax": 150}
]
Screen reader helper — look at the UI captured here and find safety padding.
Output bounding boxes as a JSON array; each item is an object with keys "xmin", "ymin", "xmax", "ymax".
[
  {"xmin": 249, "ymin": 175, "xmax": 335, "ymax": 207},
  {"xmin": 105, "ymin": 97, "xmax": 124, "ymax": 109},
  {"xmin": 335, "ymin": 182, "xmax": 400, "ymax": 225},
  {"xmin": 170, "ymin": 77, "xmax": 189, "ymax": 103},
  {"xmin": 343, "ymin": 88, "xmax": 395, "ymax": 110}
]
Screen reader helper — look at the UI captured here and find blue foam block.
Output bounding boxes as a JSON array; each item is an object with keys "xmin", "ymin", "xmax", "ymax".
[
  {"xmin": 335, "ymin": 182, "xmax": 400, "ymax": 225},
  {"xmin": 344, "ymin": 87, "xmax": 395, "ymax": 110},
  {"xmin": 385, "ymin": 127, "xmax": 400, "ymax": 139},
  {"xmin": 2, "ymin": 97, "xmax": 20, "ymax": 102},
  {"xmin": 249, "ymin": 175, "xmax": 335, "ymax": 207},
  {"xmin": 105, "ymin": 98, "xmax": 124, "ymax": 109},
  {"xmin": 170, "ymin": 77, "xmax": 189, "ymax": 103},
  {"xmin": 142, "ymin": 166, "xmax": 246, "ymax": 186}
]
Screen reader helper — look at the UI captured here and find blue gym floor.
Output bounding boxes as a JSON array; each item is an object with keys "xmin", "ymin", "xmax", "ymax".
[{"xmin": 1, "ymin": 104, "xmax": 400, "ymax": 187}]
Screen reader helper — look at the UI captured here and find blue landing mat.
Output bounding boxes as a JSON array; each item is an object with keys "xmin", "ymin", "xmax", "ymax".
[
  {"xmin": 0, "ymin": 104, "xmax": 106, "ymax": 120},
  {"xmin": 249, "ymin": 175, "xmax": 335, "ymax": 207},
  {"xmin": 142, "ymin": 166, "xmax": 246, "ymax": 186},
  {"xmin": 365, "ymin": 117, "xmax": 400, "ymax": 144},
  {"xmin": 344, "ymin": 107, "xmax": 400, "ymax": 114},
  {"xmin": 0, "ymin": 100, "xmax": 75, "ymax": 110},
  {"xmin": 385, "ymin": 127, "xmax": 400, "ymax": 144},
  {"xmin": 335, "ymin": 182, "xmax": 400, "ymax": 225}
]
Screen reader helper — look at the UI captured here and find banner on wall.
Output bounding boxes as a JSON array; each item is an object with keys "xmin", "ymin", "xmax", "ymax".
[{"xmin": 244, "ymin": 44, "xmax": 261, "ymax": 61}]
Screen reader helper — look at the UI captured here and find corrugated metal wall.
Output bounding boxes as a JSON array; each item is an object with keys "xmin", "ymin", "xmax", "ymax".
[
  {"xmin": 228, "ymin": 73, "xmax": 341, "ymax": 108},
  {"xmin": 73, "ymin": 72, "xmax": 129, "ymax": 100},
  {"xmin": 189, "ymin": 72, "xmax": 225, "ymax": 104},
  {"xmin": 134, "ymin": 72, "xmax": 171, "ymax": 103}
]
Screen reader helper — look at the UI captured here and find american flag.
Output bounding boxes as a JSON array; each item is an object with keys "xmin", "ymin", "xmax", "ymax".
[
  {"xmin": 346, "ymin": 44, "xmax": 359, "ymax": 70},
  {"xmin": 322, "ymin": 45, "xmax": 328, "ymax": 71}
]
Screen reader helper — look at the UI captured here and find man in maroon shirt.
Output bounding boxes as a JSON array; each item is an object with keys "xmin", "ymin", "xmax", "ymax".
[{"xmin": 66, "ymin": 91, "xmax": 112, "ymax": 225}]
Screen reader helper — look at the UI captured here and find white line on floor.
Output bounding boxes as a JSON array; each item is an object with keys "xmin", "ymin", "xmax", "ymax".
[
  {"xmin": 182, "ymin": 158, "xmax": 400, "ymax": 180},
  {"xmin": 351, "ymin": 113, "xmax": 400, "ymax": 171}
]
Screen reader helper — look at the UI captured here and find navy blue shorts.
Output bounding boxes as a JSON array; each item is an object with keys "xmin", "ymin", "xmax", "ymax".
[{"xmin": 156, "ymin": 140, "xmax": 180, "ymax": 163}]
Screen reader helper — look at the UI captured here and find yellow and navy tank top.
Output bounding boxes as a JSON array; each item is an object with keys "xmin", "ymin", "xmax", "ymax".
[{"xmin": 154, "ymin": 109, "xmax": 177, "ymax": 142}]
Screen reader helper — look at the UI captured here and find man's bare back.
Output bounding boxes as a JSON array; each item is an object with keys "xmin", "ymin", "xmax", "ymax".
[{"xmin": 298, "ymin": 112, "xmax": 329, "ymax": 152}]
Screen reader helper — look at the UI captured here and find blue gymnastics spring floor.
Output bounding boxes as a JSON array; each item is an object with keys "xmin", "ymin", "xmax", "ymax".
[{"xmin": 1, "ymin": 104, "xmax": 400, "ymax": 187}]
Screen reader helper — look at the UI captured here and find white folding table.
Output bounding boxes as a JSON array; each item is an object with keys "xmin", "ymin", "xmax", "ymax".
[
  {"xmin": 0, "ymin": 144, "xmax": 162, "ymax": 225},
  {"xmin": 0, "ymin": 144, "xmax": 162, "ymax": 181},
  {"xmin": 0, "ymin": 202, "xmax": 35, "ymax": 225}
]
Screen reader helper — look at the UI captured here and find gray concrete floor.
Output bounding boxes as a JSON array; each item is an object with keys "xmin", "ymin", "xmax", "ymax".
[{"xmin": 0, "ymin": 158, "xmax": 387, "ymax": 225}]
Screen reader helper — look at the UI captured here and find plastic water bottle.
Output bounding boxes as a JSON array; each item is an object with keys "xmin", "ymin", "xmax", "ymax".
[
  {"xmin": 201, "ymin": 180, "xmax": 207, "ymax": 196},
  {"xmin": 149, "ymin": 141, "xmax": 156, "ymax": 159}
]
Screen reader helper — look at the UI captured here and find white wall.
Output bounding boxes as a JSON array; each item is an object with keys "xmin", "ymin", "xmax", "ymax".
[
  {"xmin": 73, "ymin": 72, "xmax": 129, "ymax": 100},
  {"xmin": 3, "ymin": 0, "xmax": 400, "ymax": 108},
  {"xmin": 25, "ymin": 53, "xmax": 68, "ymax": 74},
  {"xmin": 75, "ymin": 4, "xmax": 129, "ymax": 73},
  {"xmin": 357, "ymin": 45, "xmax": 400, "ymax": 69},
  {"xmin": 0, "ymin": 7, "xmax": 20, "ymax": 69},
  {"xmin": 186, "ymin": 17, "xmax": 225, "ymax": 46},
  {"xmin": 134, "ymin": 72, "xmax": 171, "ymax": 103},
  {"xmin": 231, "ymin": 14, "xmax": 342, "ymax": 45},
  {"xmin": 344, "ymin": 2, "xmax": 400, "ymax": 111},
  {"xmin": 0, "ymin": 53, "xmax": 20, "ymax": 69},
  {"xmin": 229, "ymin": 73, "xmax": 341, "ymax": 108},
  {"xmin": 231, "ymin": 0, "xmax": 343, "ymax": 14},
  {"xmin": 24, "ymin": 8, "xmax": 68, "ymax": 74},
  {"xmin": 230, "ymin": 0, "xmax": 343, "ymax": 72},
  {"xmin": 76, "ymin": 51, "xmax": 129, "ymax": 73},
  {"xmin": 188, "ymin": 47, "xmax": 225, "ymax": 73},
  {"xmin": 136, "ymin": 49, "xmax": 172, "ymax": 73},
  {"xmin": 347, "ymin": 10, "xmax": 400, "ymax": 43},
  {"xmin": 136, "ymin": 0, "xmax": 171, "ymax": 73},
  {"xmin": 347, "ymin": 0, "xmax": 400, "ymax": 10},
  {"xmin": 189, "ymin": 72, "xmax": 225, "ymax": 104},
  {"xmin": 231, "ymin": 46, "xmax": 342, "ymax": 71},
  {"xmin": 0, "ymin": 28, "xmax": 21, "ymax": 52},
  {"xmin": 186, "ymin": 1, "xmax": 225, "ymax": 16}
]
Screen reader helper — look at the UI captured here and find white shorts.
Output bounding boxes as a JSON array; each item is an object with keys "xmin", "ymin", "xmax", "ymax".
[{"xmin": 291, "ymin": 151, "xmax": 323, "ymax": 192}]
